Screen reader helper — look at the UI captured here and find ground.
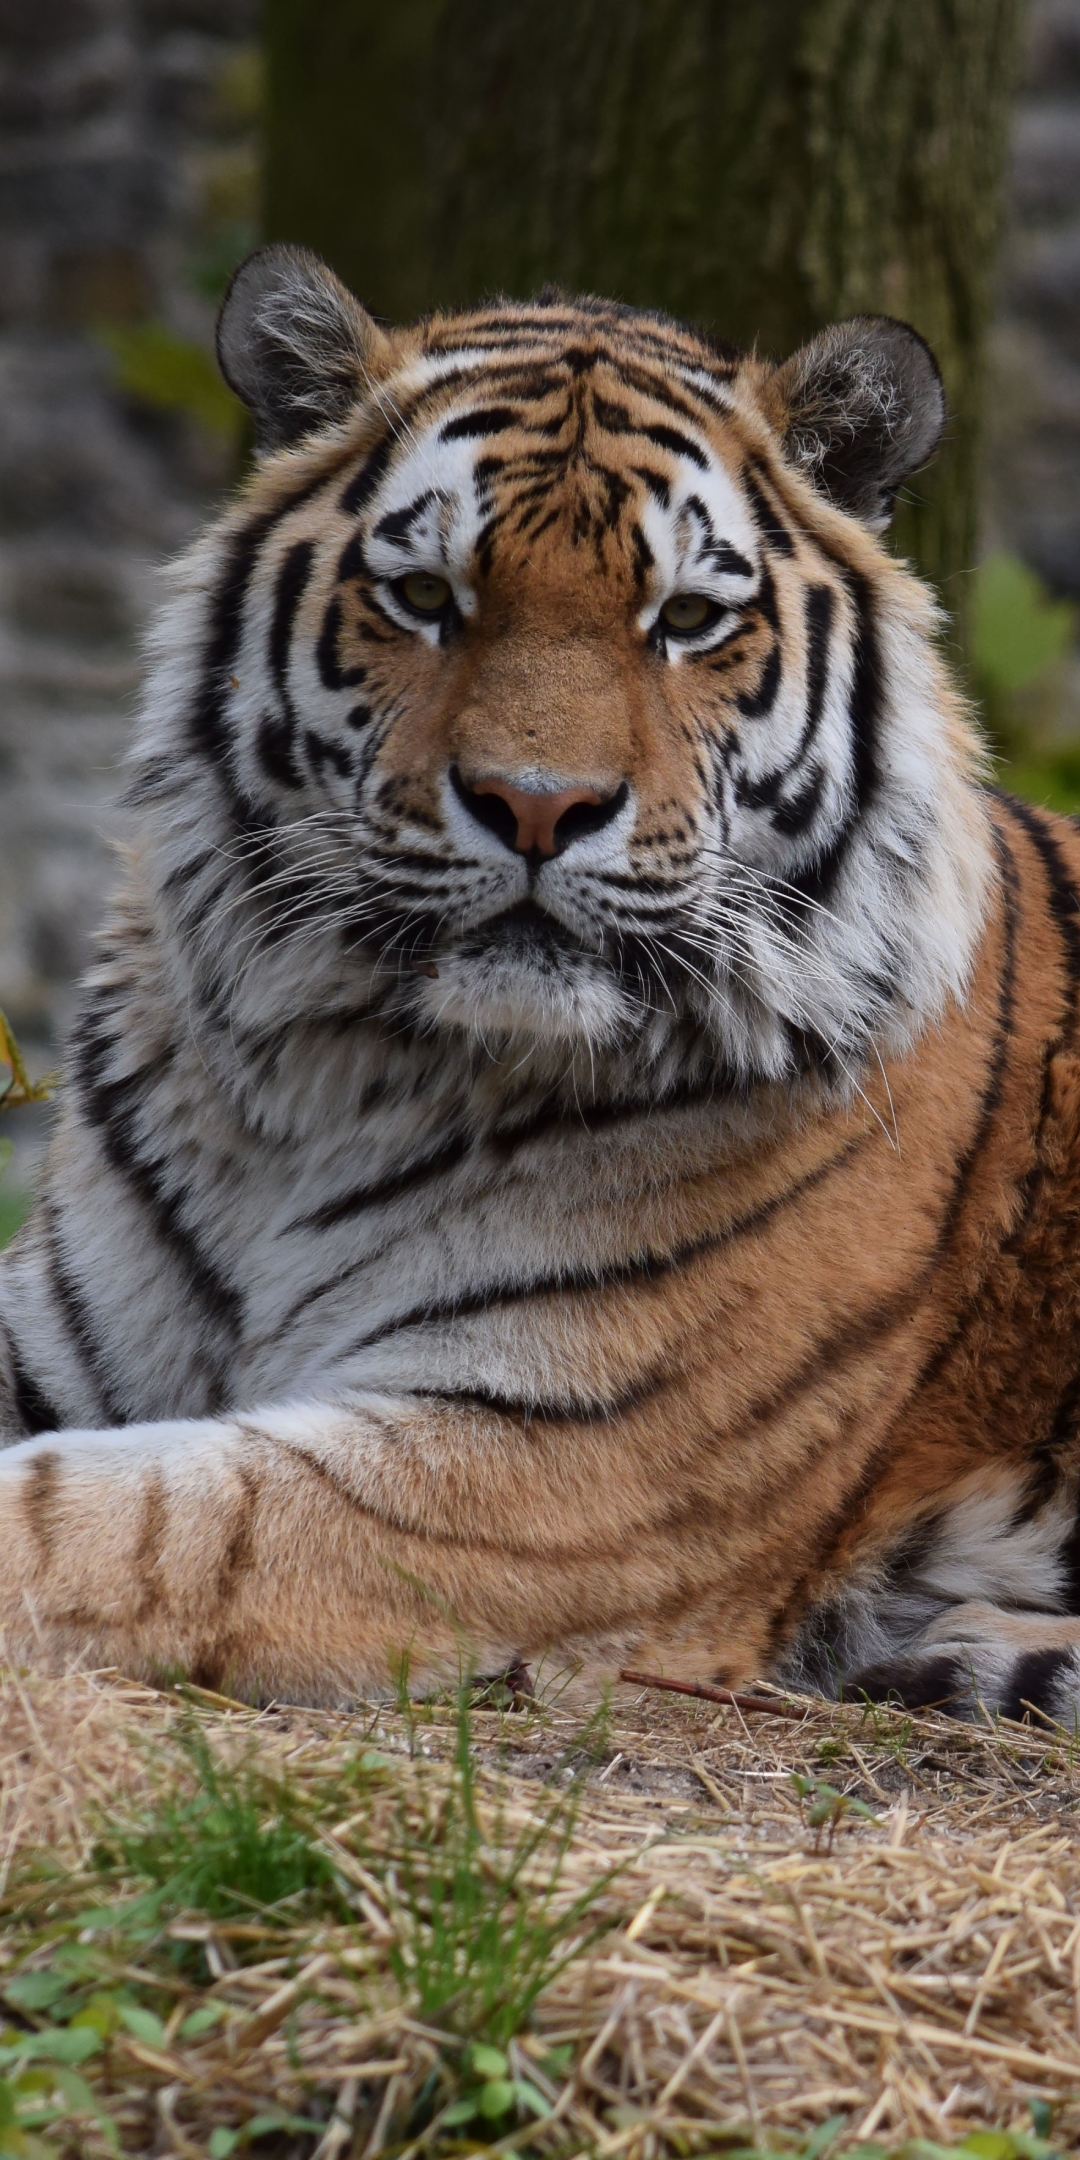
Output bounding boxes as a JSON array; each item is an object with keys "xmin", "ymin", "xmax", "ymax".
[{"xmin": 0, "ymin": 1662, "xmax": 1078, "ymax": 2158}]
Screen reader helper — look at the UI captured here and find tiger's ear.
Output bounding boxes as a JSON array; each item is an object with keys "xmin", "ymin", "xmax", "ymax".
[
  {"xmin": 216, "ymin": 245, "xmax": 392, "ymax": 451},
  {"xmin": 771, "ymin": 316, "xmax": 946, "ymax": 531}
]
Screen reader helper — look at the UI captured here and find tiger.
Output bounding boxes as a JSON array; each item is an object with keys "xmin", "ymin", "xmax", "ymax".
[{"xmin": 2, "ymin": 241, "xmax": 1080, "ymax": 1725}]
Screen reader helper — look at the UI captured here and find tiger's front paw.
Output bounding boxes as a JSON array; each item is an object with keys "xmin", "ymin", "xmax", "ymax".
[{"xmin": 848, "ymin": 1601, "xmax": 1080, "ymax": 1724}]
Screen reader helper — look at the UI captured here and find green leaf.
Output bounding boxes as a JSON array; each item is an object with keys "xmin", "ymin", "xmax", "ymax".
[
  {"xmin": 441, "ymin": 2098, "xmax": 479, "ymax": 2126},
  {"xmin": 76, "ymin": 1889, "xmax": 165, "ymax": 1933},
  {"xmin": 956, "ymin": 2137, "xmax": 1017, "ymax": 2159},
  {"xmin": 1029, "ymin": 2100, "xmax": 1054, "ymax": 2139},
  {"xmin": 1, "ymin": 1977, "xmax": 67, "ymax": 2015},
  {"xmin": 802, "ymin": 2114, "xmax": 849, "ymax": 2158},
  {"xmin": 467, "ymin": 2043, "xmax": 508, "ymax": 2079},
  {"xmin": 244, "ymin": 2111, "xmax": 324, "ymax": 2139},
  {"xmin": 900, "ymin": 2143, "xmax": 969, "ymax": 2160},
  {"xmin": 0, "ymin": 2132, "xmax": 55, "ymax": 2160},
  {"xmin": 2, "ymin": 2029, "xmax": 101, "ymax": 2065},
  {"xmin": 116, "ymin": 2004, "xmax": 167, "ymax": 2046},
  {"xmin": 208, "ymin": 2131, "xmax": 240, "ymax": 2158},
  {"xmin": 510, "ymin": 2080, "xmax": 551, "ymax": 2119},
  {"xmin": 8, "ymin": 2073, "xmax": 52, "ymax": 2100},
  {"xmin": 540, "ymin": 2044, "xmax": 574, "ymax": 2079},
  {"xmin": 478, "ymin": 2079, "xmax": 517, "ymax": 2119},
  {"xmin": 70, "ymin": 1993, "xmax": 122, "ymax": 2038},
  {"xmin": 357, "ymin": 1749, "xmax": 393, "ymax": 1772},
  {"xmin": 181, "ymin": 2003, "xmax": 225, "ymax": 2038},
  {"xmin": 51, "ymin": 2067, "xmax": 119, "ymax": 2153}
]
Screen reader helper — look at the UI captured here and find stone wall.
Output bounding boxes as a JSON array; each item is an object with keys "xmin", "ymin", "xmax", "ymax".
[
  {"xmin": 0, "ymin": 0, "xmax": 1077, "ymax": 1086},
  {"xmin": 0, "ymin": 0, "xmax": 258, "ymax": 1074}
]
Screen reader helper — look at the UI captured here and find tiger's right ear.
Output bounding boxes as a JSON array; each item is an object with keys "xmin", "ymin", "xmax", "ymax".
[{"xmin": 216, "ymin": 245, "xmax": 392, "ymax": 452}]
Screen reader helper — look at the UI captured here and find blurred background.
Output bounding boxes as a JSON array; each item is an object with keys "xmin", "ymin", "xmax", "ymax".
[{"xmin": 0, "ymin": 0, "xmax": 1077, "ymax": 1231}]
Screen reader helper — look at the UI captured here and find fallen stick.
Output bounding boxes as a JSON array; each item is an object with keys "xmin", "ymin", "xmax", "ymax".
[{"xmin": 619, "ymin": 1668, "xmax": 809, "ymax": 1721}]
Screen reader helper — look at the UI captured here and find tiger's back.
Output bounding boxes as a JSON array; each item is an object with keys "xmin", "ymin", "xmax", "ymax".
[{"xmin": 1, "ymin": 247, "xmax": 1079, "ymax": 1719}]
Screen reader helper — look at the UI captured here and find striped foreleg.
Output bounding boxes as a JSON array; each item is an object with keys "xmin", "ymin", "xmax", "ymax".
[{"xmin": 0, "ymin": 1396, "xmax": 681, "ymax": 1703}]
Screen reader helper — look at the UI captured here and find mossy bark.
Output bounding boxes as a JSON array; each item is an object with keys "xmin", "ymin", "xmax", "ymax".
[{"xmin": 264, "ymin": 0, "xmax": 1025, "ymax": 623}]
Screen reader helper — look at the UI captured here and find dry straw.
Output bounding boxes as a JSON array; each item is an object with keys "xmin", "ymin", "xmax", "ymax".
[{"xmin": 0, "ymin": 1659, "xmax": 1078, "ymax": 2156}]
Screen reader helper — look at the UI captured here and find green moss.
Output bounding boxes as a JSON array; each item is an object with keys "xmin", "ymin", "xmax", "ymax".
[
  {"xmin": 970, "ymin": 552, "xmax": 1080, "ymax": 814},
  {"xmin": 101, "ymin": 322, "xmax": 244, "ymax": 438},
  {"xmin": 973, "ymin": 555, "xmax": 1075, "ymax": 696}
]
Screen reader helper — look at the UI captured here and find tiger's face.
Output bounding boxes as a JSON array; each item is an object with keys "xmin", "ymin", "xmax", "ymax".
[{"xmin": 152, "ymin": 250, "xmax": 989, "ymax": 1094}]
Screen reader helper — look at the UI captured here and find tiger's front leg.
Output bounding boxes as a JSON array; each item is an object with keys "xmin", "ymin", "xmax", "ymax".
[{"xmin": 0, "ymin": 1395, "xmax": 675, "ymax": 1703}]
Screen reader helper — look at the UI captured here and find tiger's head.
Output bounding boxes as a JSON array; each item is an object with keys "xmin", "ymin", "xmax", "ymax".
[{"xmin": 139, "ymin": 246, "xmax": 989, "ymax": 1098}]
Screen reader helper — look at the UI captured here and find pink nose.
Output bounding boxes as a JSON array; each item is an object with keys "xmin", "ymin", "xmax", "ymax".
[{"xmin": 470, "ymin": 778, "xmax": 607, "ymax": 858}]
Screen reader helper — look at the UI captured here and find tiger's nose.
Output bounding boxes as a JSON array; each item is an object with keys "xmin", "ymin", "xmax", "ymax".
[{"xmin": 451, "ymin": 768, "xmax": 629, "ymax": 859}]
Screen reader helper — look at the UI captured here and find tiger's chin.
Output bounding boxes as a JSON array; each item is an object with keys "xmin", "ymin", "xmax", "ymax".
[{"xmin": 412, "ymin": 916, "xmax": 639, "ymax": 1052}]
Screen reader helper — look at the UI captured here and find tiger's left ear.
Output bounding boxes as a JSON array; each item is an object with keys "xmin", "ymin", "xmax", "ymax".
[
  {"xmin": 216, "ymin": 245, "xmax": 393, "ymax": 451},
  {"xmin": 771, "ymin": 316, "xmax": 946, "ymax": 532}
]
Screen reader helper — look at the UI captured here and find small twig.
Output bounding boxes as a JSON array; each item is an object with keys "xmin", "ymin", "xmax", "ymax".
[{"xmin": 619, "ymin": 1669, "xmax": 808, "ymax": 1721}]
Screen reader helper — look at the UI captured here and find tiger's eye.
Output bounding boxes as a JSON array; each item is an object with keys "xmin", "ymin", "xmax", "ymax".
[
  {"xmin": 660, "ymin": 593, "xmax": 713, "ymax": 633},
  {"xmin": 401, "ymin": 572, "xmax": 452, "ymax": 614}
]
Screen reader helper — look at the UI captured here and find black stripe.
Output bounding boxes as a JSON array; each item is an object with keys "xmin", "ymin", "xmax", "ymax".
[
  {"xmin": 844, "ymin": 569, "xmax": 881, "ymax": 820},
  {"xmin": 336, "ymin": 529, "xmax": 370, "ymax": 584},
  {"xmin": 259, "ymin": 492, "xmax": 316, "ymax": 797},
  {"xmin": 640, "ymin": 422, "xmax": 707, "ymax": 469},
  {"xmin": 257, "ymin": 712, "xmax": 303, "ymax": 790},
  {"xmin": 1000, "ymin": 1647, "xmax": 1074, "ymax": 1723},
  {"xmin": 918, "ymin": 817, "xmax": 1019, "ymax": 1269},
  {"xmin": 735, "ymin": 644, "xmax": 781, "ymax": 724},
  {"xmin": 43, "ymin": 1200, "xmax": 128, "ymax": 1426},
  {"xmin": 802, "ymin": 584, "xmax": 835, "ymax": 748},
  {"xmin": 735, "ymin": 584, "xmax": 835, "ymax": 814},
  {"xmin": 990, "ymin": 795, "xmax": 1080, "ymax": 1489},
  {"xmin": 491, "ymin": 1075, "xmax": 722, "ymax": 1156},
  {"xmin": 431, "ymin": 1294, "xmax": 919, "ymax": 1427},
  {"xmin": 411, "ymin": 1225, "xmax": 950, "ymax": 1430},
  {"xmin": 771, "ymin": 766, "xmax": 826, "ymax": 838},
  {"xmin": 191, "ymin": 467, "xmax": 333, "ymax": 787},
  {"xmin": 269, "ymin": 538, "xmax": 315, "ymax": 691},
  {"xmin": 304, "ymin": 729, "xmax": 353, "ymax": 781},
  {"xmin": 787, "ymin": 569, "xmax": 881, "ymax": 906},
  {"xmin": 373, "ymin": 491, "xmax": 434, "ymax": 544},
  {"xmin": 1, "ymin": 1318, "xmax": 60, "ymax": 1437},
  {"xmin": 993, "ymin": 792, "xmax": 1080, "ymax": 1044},
  {"xmin": 441, "ymin": 406, "xmax": 521, "ymax": 442},
  {"xmin": 779, "ymin": 828, "xmax": 1020, "ymax": 1613},
  {"xmin": 632, "ymin": 465, "xmax": 670, "ymax": 507},
  {"xmin": 290, "ymin": 1131, "xmax": 473, "ymax": 1233},
  {"xmin": 329, "ymin": 1136, "xmax": 867, "ymax": 1360},
  {"xmin": 339, "ymin": 435, "xmax": 394, "ymax": 516},
  {"xmin": 72, "ymin": 995, "xmax": 242, "ymax": 1363},
  {"xmin": 743, "ymin": 463, "xmax": 795, "ymax": 557},
  {"xmin": 316, "ymin": 593, "xmax": 368, "ymax": 692},
  {"xmin": 921, "ymin": 800, "xmax": 1079, "ymax": 1430},
  {"xmin": 849, "ymin": 1654, "xmax": 966, "ymax": 1713},
  {"xmin": 161, "ymin": 850, "xmax": 216, "ymax": 897}
]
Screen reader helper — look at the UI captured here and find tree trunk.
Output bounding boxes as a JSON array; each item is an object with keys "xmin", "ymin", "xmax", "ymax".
[{"xmin": 264, "ymin": 0, "xmax": 1025, "ymax": 623}]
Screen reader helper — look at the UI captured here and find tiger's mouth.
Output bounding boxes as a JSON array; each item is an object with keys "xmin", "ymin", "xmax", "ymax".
[
  {"xmin": 459, "ymin": 899, "xmax": 579, "ymax": 969},
  {"xmin": 409, "ymin": 897, "xmax": 640, "ymax": 1050}
]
